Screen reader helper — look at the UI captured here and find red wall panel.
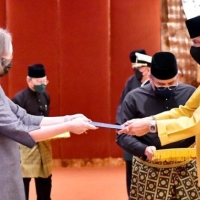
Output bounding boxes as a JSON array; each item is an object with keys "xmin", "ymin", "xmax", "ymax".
[
  {"xmin": 0, "ymin": 0, "xmax": 6, "ymax": 27},
  {"xmin": 6, "ymin": 0, "xmax": 60, "ymax": 116},
  {"xmin": 0, "ymin": 0, "xmax": 9, "ymax": 94},
  {"xmin": 57, "ymin": 0, "xmax": 111, "ymax": 158},
  {"xmin": 110, "ymin": 0, "xmax": 161, "ymax": 156}
]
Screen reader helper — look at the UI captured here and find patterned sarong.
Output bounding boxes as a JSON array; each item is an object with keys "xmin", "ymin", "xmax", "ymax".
[{"xmin": 130, "ymin": 157, "xmax": 200, "ymax": 200}]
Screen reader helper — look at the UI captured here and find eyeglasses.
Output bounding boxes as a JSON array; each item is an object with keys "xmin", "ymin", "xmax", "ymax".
[
  {"xmin": 31, "ymin": 78, "xmax": 49, "ymax": 85},
  {"xmin": 152, "ymin": 77, "xmax": 178, "ymax": 91},
  {"xmin": 155, "ymin": 85, "xmax": 177, "ymax": 91},
  {"xmin": 154, "ymin": 82, "xmax": 178, "ymax": 91}
]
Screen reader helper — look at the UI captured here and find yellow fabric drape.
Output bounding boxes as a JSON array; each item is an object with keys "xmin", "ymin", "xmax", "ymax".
[{"xmin": 154, "ymin": 85, "xmax": 200, "ymax": 185}]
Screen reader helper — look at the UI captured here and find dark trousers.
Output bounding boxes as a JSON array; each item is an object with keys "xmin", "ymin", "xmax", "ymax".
[
  {"xmin": 23, "ymin": 175, "xmax": 52, "ymax": 200},
  {"xmin": 125, "ymin": 160, "xmax": 132, "ymax": 199}
]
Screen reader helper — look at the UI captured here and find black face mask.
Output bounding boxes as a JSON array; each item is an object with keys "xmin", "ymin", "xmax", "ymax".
[
  {"xmin": 0, "ymin": 58, "xmax": 12, "ymax": 77},
  {"xmin": 134, "ymin": 68, "xmax": 143, "ymax": 81},
  {"xmin": 154, "ymin": 87, "xmax": 175, "ymax": 99},
  {"xmin": 190, "ymin": 46, "xmax": 200, "ymax": 65}
]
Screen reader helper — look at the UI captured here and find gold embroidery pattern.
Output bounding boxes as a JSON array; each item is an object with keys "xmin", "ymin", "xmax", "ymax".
[{"xmin": 130, "ymin": 158, "xmax": 200, "ymax": 200}]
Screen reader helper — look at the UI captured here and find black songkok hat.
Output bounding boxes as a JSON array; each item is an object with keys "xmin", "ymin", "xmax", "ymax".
[
  {"xmin": 129, "ymin": 49, "xmax": 146, "ymax": 63},
  {"xmin": 151, "ymin": 52, "xmax": 178, "ymax": 80},
  {"xmin": 28, "ymin": 64, "xmax": 46, "ymax": 78},
  {"xmin": 181, "ymin": 1, "xmax": 200, "ymax": 39},
  {"xmin": 185, "ymin": 16, "xmax": 200, "ymax": 39}
]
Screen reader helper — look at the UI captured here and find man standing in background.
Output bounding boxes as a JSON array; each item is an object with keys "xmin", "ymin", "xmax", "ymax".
[
  {"xmin": 13, "ymin": 64, "xmax": 52, "ymax": 200},
  {"xmin": 117, "ymin": 52, "xmax": 198, "ymax": 199},
  {"xmin": 116, "ymin": 50, "xmax": 151, "ymax": 198}
]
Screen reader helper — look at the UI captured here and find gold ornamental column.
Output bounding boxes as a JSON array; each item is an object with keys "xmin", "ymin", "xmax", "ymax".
[{"xmin": 161, "ymin": 0, "xmax": 199, "ymax": 86}]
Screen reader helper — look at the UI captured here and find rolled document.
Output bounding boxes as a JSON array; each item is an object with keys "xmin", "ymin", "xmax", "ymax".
[{"xmin": 90, "ymin": 121, "xmax": 122, "ymax": 130}]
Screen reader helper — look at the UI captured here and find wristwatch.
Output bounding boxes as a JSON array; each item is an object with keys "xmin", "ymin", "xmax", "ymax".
[{"xmin": 149, "ymin": 120, "xmax": 157, "ymax": 133}]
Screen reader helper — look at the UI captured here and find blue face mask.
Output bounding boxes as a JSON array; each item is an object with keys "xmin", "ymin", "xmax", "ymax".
[
  {"xmin": 154, "ymin": 87, "xmax": 175, "ymax": 99},
  {"xmin": 34, "ymin": 84, "xmax": 46, "ymax": 93}
]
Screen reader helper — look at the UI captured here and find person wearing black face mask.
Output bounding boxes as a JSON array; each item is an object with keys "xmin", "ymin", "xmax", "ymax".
[
  {"xmin": 150, "ymin": 53, "xmax": 179, "ymax": 100},
  {"xmin": 186, "ymin": 14, "xmax": 200, "ymax": 64},
  {"xmin": 12, "ymin": 64, "xmax": 52, "ymax": 200},
  {"xmin": 182, "ymin": 0, "xmax": 200, "ymax": 65},
  {"xmin": 153, "ymin": 83, "xmax": 177, "ymax": 99},
  {"xmin": 115, "ymin": 49, "xmax": 151, "ymax": 199},
  {"xmin": 116, "ymin": 52, "xmax": 199, "ymax": 200}
]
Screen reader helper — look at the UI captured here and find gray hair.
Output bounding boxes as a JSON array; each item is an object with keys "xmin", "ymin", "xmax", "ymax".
[
  {"xmin": 0, "ymin": 28, "xmax": 12, "ymax": 58},
  {"xmin": 27, "ymin": 76, "xmax": 32, "ymax": 80}
]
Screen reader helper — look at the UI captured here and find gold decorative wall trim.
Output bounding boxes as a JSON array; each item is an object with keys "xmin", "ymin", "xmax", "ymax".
[
  {"xmin": 161, "ymin": 0, "xmax": 199, "ymax": 86},
  {"xmin": 53, "ymin": 158, "xmax": 125, "ymax": 168}
]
